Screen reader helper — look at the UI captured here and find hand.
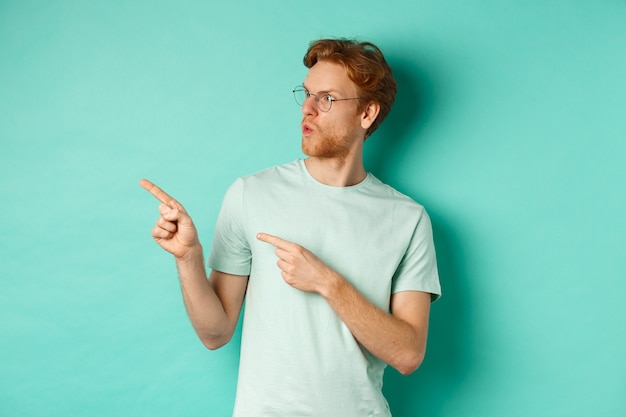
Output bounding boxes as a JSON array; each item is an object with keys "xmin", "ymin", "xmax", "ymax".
[
  {"xmin": 256, "ymin": 233, "xmax": 339, "ymax": 294},
  {"xmin": 140, "ymin": 179, "xmax": 200, "ymax": 259}
]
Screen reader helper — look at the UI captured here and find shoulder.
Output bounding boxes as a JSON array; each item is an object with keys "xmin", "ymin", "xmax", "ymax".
[
  {"xmin": 223, "ymin": 160, "xmax": 303, "ymax": 201},
  {"xmin": 365, "ymin": 174, "xmax": 426, "ymax": 215},
  {"xmin": 238, "ymin": 160, "xmax": 301, "ymax": 185}
]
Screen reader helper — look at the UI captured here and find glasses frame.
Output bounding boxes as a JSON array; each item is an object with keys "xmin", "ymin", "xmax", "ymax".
[{"xmin": 292, "ymin": 85, "xmax": 361, "ymax": 112}]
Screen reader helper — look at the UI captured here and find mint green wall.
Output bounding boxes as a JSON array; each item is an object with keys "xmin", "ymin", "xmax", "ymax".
[{"xmin": 1, "ymin": 1, "xmax": 624, "ymax": 416}]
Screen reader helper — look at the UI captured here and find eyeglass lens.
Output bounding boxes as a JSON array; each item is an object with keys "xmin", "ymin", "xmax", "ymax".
[{"xmin": 293, "ymin": 86, "xmax": 332, "ymax": 112}]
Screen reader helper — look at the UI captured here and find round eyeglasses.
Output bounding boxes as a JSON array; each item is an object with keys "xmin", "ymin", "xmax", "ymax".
[{"xmin": 292, "ymin": 85, "xmax": 361, "ymax": 112}]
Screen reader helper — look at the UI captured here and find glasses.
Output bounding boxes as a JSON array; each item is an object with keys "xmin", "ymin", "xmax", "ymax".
[{"xmin": 292, "ymin": 85, "xmax": 361, "ymax": 112}]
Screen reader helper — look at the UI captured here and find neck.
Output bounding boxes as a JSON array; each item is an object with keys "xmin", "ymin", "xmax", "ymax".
[{"xmin": 303, "ymin": 153, "xmax": 366, "ymax": 187}]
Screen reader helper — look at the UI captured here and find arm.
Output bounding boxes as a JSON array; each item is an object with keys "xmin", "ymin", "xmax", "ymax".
[
  {"xmin": 176, "ymin": 248, "xmax": 248, "ymax": 350},
  {"xmin": 256, "ymin": 233, "xmax": 431, "ymax": 375},
  {"xmin": 140, "ymin": 179, "xmax": 248, "ymax": 350},
  {"xmin": 322, "ymin": 278, "xmax": 430, "ymax": 375}
]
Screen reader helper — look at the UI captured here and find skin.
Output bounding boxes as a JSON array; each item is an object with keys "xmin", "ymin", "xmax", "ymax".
[{"xmin": 141, "ymin": 60, "xmax": 432, "ymax": 375}]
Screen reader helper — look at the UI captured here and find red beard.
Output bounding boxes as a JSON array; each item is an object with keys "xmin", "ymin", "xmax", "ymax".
[{"xmin": 301, "ymin": 119, "xmax": 354, "ymax": 159}]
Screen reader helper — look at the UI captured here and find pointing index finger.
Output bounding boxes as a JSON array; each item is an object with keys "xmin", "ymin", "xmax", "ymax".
[
  {"xmin": 256, "ymin": 233, "xmax": 290, "ymax": 248},
  {"xmin": 139, "ymin": 179, "xmax": 181, "ymax": 209}
]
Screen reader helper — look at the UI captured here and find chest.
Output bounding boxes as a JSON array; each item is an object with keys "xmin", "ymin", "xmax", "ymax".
[{"xmin": 244, "ymin": 188, "xmax": 415, "ymax": 309}]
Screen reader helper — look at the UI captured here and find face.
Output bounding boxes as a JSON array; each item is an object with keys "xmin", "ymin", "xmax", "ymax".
[{"xmin": 300, "ymin": 60, "xmax": 367, "ymax": 159}]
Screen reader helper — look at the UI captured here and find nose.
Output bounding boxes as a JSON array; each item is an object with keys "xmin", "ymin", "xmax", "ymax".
[{"xmin": 301, "ymin": 95, "xmax": 317, "ymax": 116}]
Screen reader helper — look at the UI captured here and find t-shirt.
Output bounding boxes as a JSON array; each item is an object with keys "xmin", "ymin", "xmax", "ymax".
[{"xmin": 208, "ymin": 159, "xmax": 441, "ymax": 417}]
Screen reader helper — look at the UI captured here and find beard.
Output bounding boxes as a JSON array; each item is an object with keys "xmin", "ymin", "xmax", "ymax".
[{"xmin": 301, "ymin": 122, "xmax": 355, "ymax": 159}]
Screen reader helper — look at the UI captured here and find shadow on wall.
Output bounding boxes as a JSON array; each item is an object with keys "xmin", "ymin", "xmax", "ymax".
[
  {"xmin": 364, "ymin": 55, "xmax": 433, "ymax": 175},
  {"xmin": 364, "ymin": 55, "xmax": 473, "ymax": 416}
]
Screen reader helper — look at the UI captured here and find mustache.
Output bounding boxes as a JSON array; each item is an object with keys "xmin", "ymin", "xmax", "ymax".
[{"xmin": 301, "ymin": 118, "xmax": 317, "ymax": 128}]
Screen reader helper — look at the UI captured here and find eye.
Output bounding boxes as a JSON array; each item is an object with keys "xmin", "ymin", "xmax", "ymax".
[{"xmin": 321, "ymin": 93, "xmax": 334, "ymax": 102}]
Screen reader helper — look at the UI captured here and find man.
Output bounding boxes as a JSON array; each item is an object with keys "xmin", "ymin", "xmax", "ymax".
[{"xmin": 141, "ymin": 38, "xmax": 441, "ymax": 417}]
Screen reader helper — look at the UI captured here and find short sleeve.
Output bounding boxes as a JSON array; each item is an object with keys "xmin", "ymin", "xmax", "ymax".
[
  {"xmin": 207, "ymin": 178, "xmax": 252, "ymax": 276},
  {"xmin": 391, "ymin": 208, "xmax": 441, "ymax": 302}
]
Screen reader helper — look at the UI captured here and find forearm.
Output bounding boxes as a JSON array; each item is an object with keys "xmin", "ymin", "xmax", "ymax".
[
  {"xmin": 254, "ymin": 232, "xmax": 429, "ymax": 373},
  {"xmin": 174, "ymin": 245, "xmax": 233, "ymax": 349},
  {"xmin": 321, "ymin": 274, "xmax": 428, "ymax": 375}
]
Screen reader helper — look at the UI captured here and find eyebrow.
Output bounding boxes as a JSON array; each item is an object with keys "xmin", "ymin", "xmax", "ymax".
[{"xmin": 302, "ymin": 83, "xmax": 341, "ymax": 95}]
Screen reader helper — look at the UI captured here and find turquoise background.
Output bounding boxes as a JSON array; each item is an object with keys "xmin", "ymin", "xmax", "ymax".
[{"xmin": 1, "ymin": 1, "xmax": 625, "ymax": 416}]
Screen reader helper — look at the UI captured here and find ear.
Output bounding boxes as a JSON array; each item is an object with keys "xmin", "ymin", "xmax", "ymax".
[{"xmin": 360, "ymin": 101, "xmax": 380, "ymax": 131}]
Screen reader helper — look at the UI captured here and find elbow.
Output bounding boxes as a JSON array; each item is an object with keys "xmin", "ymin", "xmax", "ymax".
[
  {"xmin": 202, "ymin": 339, "xmax": 227, "ymax": 351},
  {"xmin": 395, "ymin": 350, "xmax": 425, "ymax": 376},
  {"xmin": 198, "ymin": 332, "xmax": 232, "ymax": 351}
]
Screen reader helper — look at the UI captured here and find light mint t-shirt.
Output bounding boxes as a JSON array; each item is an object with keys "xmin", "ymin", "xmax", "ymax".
[{"xmin": 208, "ymin": 160, "xmax": 441, "ymax": 417}]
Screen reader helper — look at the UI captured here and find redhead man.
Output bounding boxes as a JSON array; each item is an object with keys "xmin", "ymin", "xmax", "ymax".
[{"xmin": 141, "ymin": 38, "xmax": 441, "ymax": 417}]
